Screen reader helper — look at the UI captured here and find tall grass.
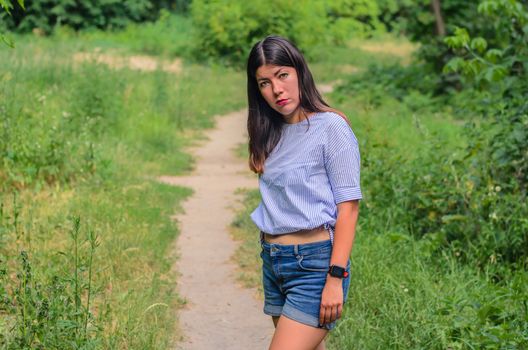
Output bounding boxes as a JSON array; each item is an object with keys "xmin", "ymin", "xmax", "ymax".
[{"xmin": 0, "ymin": 18, "xmax": 246, "ymax": 348}]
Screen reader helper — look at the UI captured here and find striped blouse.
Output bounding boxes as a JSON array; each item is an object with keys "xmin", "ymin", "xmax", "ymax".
[{"xmin": 250, "ymin": 111, "xmax": 362, "ymax": 236}]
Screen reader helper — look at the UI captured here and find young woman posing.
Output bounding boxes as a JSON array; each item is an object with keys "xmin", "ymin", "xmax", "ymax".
[{"xmin": 246, "ymin": 36, "xmax": 362, "ymax": 350}]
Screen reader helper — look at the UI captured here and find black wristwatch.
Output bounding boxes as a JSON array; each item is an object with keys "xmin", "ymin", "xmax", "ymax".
[{"xmin": 328, "ymin": 265, "xmax": 349, "ymax": 278}]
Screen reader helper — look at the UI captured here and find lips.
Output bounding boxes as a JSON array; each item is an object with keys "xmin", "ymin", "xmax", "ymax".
[{"xmin": 276, "ymin": 98, "xmax": 289, "ymax": 106}]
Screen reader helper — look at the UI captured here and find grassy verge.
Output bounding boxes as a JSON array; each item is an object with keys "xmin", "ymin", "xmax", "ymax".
[{"xmin": 0, "ymin": 19, "xmax": 245, "ymax": 348}]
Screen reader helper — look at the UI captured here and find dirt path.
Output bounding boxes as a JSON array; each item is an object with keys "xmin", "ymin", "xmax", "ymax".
[
  {"xmin": 73, "ymin": 50, "xmax": 182, "ymax": 73},
  {"xmin": 158, "ymin": 109, "xmax": 273, "ymax": 349}
]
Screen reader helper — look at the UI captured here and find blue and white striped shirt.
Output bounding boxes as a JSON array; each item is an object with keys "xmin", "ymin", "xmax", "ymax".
[{"xmin": 250, "ymin": 111, "xmax": 362, "ymax": 235}]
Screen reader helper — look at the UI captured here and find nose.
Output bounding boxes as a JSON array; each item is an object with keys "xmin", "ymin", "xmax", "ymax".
[{"xmin": 272, "ymin": 81, "xmax": 283, "ymax": 96}]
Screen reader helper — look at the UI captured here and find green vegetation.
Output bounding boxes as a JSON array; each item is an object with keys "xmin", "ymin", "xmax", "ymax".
[
  {"xmin": 189, "ymin": 0, "xmax": 390, "ymax": 64},
  {"xmin": 2, "ymin": 0, "xmax": 527, "ymax": 348},
  {"xmin": 231, "ymin": 1, "xmax": 527, "ymax": 348},
  {"xmin": 1, "ymin": 0, "xmax": 189, "ymax": 34},
  {"xmin": 0, "ymin": 14, "xmax": 245, "ymax": 348}
]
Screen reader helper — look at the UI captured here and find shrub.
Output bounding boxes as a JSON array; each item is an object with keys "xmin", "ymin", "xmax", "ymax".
[
  {"xmin": 359, "ymin": 102, "xmax": 528, "ymax": 268},
  {"xmin": 189, "ymin": 0, "xmax": 329, "ymax": 65},
  {"xmin": 1, "ymin": 0, "xmax": 178, "ymax": 34},
  {"xmin": 189, "ymin": 0, "xmax": 386, "ymax": 65}
]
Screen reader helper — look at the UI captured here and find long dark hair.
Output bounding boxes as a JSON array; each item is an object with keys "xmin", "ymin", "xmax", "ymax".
[{"xmin": 247, "ymin": 35, "xmax": 339, "ymax": 174}]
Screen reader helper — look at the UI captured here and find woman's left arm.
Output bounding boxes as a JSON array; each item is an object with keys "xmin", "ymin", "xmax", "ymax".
[{"xmin": 319, "ymin": 199, "xmax": 360, "ymax": 326}]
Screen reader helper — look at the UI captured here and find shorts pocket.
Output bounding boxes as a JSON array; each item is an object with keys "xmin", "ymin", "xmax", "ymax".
[{"xmin": 297, "ymin": 253, "xmax": 330, "ymax": 272}]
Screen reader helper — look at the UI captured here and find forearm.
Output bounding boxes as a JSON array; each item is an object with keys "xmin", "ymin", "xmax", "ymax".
[{"xmin": 329, "ymin": 200, "xmax": 360, "ymax": 267}]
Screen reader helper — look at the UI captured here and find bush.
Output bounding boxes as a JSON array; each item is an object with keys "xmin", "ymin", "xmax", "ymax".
[
  {"xmin": 359, "ymin": 100, "xmax": 528, "ymax": 268},
  {"xmin": 189, "ymin": 0, "xmax": 386, "ymax": 65},
  {"xmin": 189, "ymin": 0, "xmax": 329, "ymax": 65},
  {"xmin": 1, "ymin": 0, "xmax": 179, "ymax": 34}
]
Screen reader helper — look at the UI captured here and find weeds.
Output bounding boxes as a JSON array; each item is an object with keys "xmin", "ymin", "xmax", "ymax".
[{"xmin": 0, "ymin": 216, "xmax": 99, "ymax": 349}]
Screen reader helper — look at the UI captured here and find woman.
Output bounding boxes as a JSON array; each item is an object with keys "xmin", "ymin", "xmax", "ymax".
[{"xmin": 246, "ymin": 35, "xmax": 362, "ymax": 350}]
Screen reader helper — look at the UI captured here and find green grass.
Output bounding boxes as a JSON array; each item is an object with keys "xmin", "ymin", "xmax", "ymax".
[
  {"xmin": 329, "ymin": 231, "xmax": 527, "ymax": 349},
  {"xmin": 0, "ymin": 18, "xmax": 246, "ymax": 348},
  {"xmin": 11, "ymin": 13, "xmax": 194, "ymax": 59},
  {"xmin": 310, "ymin": 34, "xmax": 417, "ymax": 84},
  {"xmin": 328, "ymin": 90, "xmax": 466, "ymax": 160}
]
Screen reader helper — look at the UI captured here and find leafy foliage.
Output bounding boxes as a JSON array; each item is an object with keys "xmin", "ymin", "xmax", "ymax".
[
  {"xmin": 0, "ymin": 0, "xmax": 24, "ymax": 47},
  {"xmin": 190, "ymin": 0, "xmax": 329, "ymax": 64},
  {"xmin": 1, "ymin": 0, "xmax": 177, "ymax": 34},
  {"xmin": 337, "ymin": 0, "xmax": 528, "ymax": 268},
  {"xmin": 443, "ymin": 0, "xmax": 528, "ymax": 91},
  {"xmin": 189, "ymin": 0, "xmax": 386, "ymax": 64},
  {"xmin": 325, "ymin": 0, "xmax": 385, "ymax": 41}
]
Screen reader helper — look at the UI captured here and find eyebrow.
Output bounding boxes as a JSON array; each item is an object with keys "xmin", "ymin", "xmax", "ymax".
[{"xmin": 257, "ymin": 68, "xmax": 285, "ymax": 82}]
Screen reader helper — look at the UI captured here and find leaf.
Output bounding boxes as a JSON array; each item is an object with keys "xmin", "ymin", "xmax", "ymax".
[
  {"xmin": 441, "ymin": 215, "xmax": 467, "ymax": 223},
  {"xmin": 484, "ymin": 49, "xmax": 504, "ymax": 63},
  {"xmin": 470, "ymin": 37, "xmax": 488, "ymax": 53},
  {"xmin": 484, "ymin": 66, "xmax": 508, "ymax": 82},
  {"xmin": 0, "ymin": 0, "xmax": 10, "ymax": 12},
  {"xmin": 443, "ymin": 57, "xmax": 465, "ymax": 74},
  {"xmin": 453, "ymin": 27, "xmax": 470, "ymax": 46},
  {"xmin": 1, "ymin": 33, "xmax": 14, "ymax": 48},
  {"xmin": 478, "ymin": 1, "xmax": 499, "ymax": 15},
  {"xmin": 387, "ymin": 232, "xmax": 411, "ymax": 243}
]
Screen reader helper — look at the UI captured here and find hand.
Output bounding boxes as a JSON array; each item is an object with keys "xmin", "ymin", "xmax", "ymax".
[{"xmin": 319, "ymin": 275, "xmax": 343, "ymax": 326}]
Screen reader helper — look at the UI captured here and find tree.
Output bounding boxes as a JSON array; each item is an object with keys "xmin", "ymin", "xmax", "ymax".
[
  {"xmin": 1, "ymin": 0, "xmax": 24, "ymax": 47},
  {"xmin": 431, "ymin": 0, "xmax": 445, "ymax": 36}
]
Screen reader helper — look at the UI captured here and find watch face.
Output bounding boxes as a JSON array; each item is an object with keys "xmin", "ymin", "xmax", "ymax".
[{"xmin": 330, "ymin": 265, "xmax": 346, "ymax": 278}]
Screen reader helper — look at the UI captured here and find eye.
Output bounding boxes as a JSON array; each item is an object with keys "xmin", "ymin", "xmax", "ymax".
[
  {"xmin": 259, "ymin": 81, "xmax": 269, "ymax": 88},
  {"xmin": 279, "ymin": 72, "xmax": 288, "ymax": 79}
]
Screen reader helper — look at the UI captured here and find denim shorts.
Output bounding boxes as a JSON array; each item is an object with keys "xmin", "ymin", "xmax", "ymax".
[{"xmin": 260, "ymin": 233, "xmax": 351, "ymax": 330}]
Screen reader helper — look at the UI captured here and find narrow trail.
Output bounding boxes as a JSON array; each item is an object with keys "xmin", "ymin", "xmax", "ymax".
[{"xmin": 158, "ymin": 109, "xmax": 273, "ymax": 349}]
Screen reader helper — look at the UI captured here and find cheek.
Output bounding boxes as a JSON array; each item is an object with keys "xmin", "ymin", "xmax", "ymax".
[
  {"xmin": 290, "ymin": 83, "xmax": 300, "ymax": 100},
  {"xmin": 260, "ymin": 90, "xmax": 274, "ymax": 104}
]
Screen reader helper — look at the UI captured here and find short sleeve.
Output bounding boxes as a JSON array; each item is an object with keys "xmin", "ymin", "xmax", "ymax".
[{"xmin": 324, "ymin": 116, "xmax": 362, "ymax": 204}]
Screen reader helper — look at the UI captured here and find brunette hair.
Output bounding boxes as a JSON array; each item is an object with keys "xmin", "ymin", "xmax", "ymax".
[{"xmin": 246, "ymin": 35, "xmax": 345, "ymax": 174}]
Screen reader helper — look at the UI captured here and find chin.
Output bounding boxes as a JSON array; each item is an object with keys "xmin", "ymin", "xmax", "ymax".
[{"xmin": 279, "ymin": 108, "xmax": 297, "ymax": 118}]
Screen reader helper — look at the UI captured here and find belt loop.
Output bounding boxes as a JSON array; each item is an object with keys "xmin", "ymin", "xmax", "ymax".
[{"xmin": 294, "ymin": 244, "xmax": 299, "ymax": 256}]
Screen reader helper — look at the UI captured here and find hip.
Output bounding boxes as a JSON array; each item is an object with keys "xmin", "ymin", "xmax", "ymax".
[{"xmin": 261, "ymin": 225, "xmax": 331, "ymax": 245}]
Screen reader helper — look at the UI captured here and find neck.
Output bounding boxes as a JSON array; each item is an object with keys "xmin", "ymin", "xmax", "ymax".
[{"xmin": 284, "ymin": 108, "xmax": 309, "ymax": 124}]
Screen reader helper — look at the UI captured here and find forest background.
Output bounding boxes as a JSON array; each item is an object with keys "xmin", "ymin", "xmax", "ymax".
[{"xmin": 0, "ymin": 0, "xmax": 527, "ymax": 349}]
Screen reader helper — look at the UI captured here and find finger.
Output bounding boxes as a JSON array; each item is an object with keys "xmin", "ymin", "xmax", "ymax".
[
  {"xmin": 337, "ymin": 304, "xmax": 343, "ymax": 320},
  {"xmin": 330, "ymin": 305, "xmax": 338, "ymax": 322},
  {"xmin": 320, "ymin": 305, "xmax": 328, "ymax": 325},
  {"xmin": 324, "ymin": 305, "xmax": 333, "ymax": 324}
]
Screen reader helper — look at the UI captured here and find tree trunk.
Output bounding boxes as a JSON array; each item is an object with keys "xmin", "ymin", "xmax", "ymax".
[{"xmin": 431, "ymin": 0, "xmax": 446, "ymax": 36}]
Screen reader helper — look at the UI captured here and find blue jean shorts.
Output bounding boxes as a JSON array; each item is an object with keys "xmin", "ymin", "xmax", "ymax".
[{"xmin": 260, "ymin": 233, "xmax": 351, "ymax": 330}]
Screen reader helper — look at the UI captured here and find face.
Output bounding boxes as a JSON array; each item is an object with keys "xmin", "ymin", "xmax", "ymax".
[{"xmin": 255, "ymin": 64, "xmax": 302, "ymax": 123}]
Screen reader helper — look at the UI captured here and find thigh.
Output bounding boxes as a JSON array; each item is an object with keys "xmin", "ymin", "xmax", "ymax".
[{"xmin": 270, "ymin": 315, "xmax": 328, "ymax": 350}]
